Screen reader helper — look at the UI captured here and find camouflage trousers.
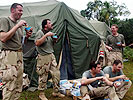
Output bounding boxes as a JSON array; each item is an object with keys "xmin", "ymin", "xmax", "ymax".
[
  {"xmin": 107, "ymin": 52, "xmax": 123, "ymax": 66},
  {"xmin": 115, "ymin": 80, "xmax": 132, "ymax": 99},
  {"xmin": 80, "ymin": 86, "xmax": 120, "ymax": 100},
  {"xmin": 0, "ymin": 50, "xmax": 23, "ymax": 100},
  {"xmin": 36, "ymin": 53, "xmax": 60, "ymax": 93}
]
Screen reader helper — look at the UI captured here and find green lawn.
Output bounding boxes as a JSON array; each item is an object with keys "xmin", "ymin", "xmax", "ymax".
[
  {"xmin": 18, "ymin": 61, "xmax": 133, "ymax": 100},
  {"xmin": 1, "ymin": 62, "xmax": 133, "ymax": 100},
  {"xmin": 122, "ymin": 61, "xmax": 133, "ymax": 100}
]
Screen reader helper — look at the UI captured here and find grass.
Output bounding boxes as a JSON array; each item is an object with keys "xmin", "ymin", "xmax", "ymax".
[
  {"xmin": 19, "ymin": 61, "xmax": 133, "ymax": 100},
  {"xmin": 19, "ymin": 88, "xmax": 73, "ymax": 100},
  {"xmin": 121, "ymin": 61, "xmax": 133, "ymax": 100},
  {"xmin": 1, "ymin": 62, "xmax": 133, "ymax": 100}
]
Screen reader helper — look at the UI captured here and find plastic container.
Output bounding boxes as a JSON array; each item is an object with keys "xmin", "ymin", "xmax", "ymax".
[
  {"xmin": 124, "ymin": 79, "xmax": 129, "ymax": 82},
  {"xmin": 52, "ymin": 33, "xmax": 58, "ymax": 39},
  {"xmin": 115, "ymin": 82, "xmax": 121, "ymax": 87},
  {"xmin": 124, "ymin": 79, "xmax": 129, "ymax": 85},
  {"xmin": 116, "ymin": 42, "xmax": 121, "ymax": 45},
  {"xmin": 71, "ymin": 89, "xmax": 81, "ymax": 96},
  {"xmin": 25, "ymin": 27, "xmax": 32, "ymax": 32}
]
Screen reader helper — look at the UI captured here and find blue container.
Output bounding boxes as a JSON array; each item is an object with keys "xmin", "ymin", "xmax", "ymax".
[
  {"xmin": 117, "ymin": 42, "xmax": 121, "ymax": 45},
  {"xmin": 52, "ymin": 35, "xmax": 58, "ymax": 39},
  {"xmin": 25, "ymin": 27, "xmax": 32, "ymax": 31},
  {"xmin": 124, "ymin": 80, "xmax": 129, "ymax": 82}
]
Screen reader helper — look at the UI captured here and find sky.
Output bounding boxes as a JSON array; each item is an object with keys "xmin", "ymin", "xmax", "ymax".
[{"xmin": 0, "ymin": 0, "xmax": 132, "ymax": 19}]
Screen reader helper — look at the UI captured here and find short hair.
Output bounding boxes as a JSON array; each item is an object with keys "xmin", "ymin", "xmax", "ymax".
[
  {"xmin": 113, "ymin": 60, "xmax": 122, "ymax": 66},
  {"xmin": 111, "ymin": 24, "xmax": 118, "ymax": 29},
  {"xmin": 10, "ymin": 3, "xmax": 23, "ymax": 12},
  {"xmin": 89, "ymin": 61, "xmax": 100, "ymax": 69},
  {"xmin": 42, "ymin": 19, "xmax": 50, "ymax": 29}
]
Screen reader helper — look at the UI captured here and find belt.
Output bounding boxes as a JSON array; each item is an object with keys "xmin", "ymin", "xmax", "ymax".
[
  {"xmin": 2, "ymin": 49, "xmax": 22, "ymax": 52},
  {"xmin": 16, "ymin": 49, "xmax": 22, "ymax": 52}
]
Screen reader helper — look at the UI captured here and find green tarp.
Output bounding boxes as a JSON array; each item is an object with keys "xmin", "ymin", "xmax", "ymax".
[
  {"xmin": 89, "ymin": 20, "xmax": 111, "ymax": 40},
  {"xmin": 0, "ymin": 0, "xmax": 101, "ymax": 78}
]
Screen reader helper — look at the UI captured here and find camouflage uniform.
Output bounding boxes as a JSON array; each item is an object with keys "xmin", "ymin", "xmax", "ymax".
[
  {"xmin": 107, "ymin": 52, "xmax": 122, "ymax": 66},
  {"xmin": 103, "ymin": 66, "xmax": 132, "ymax": 99},
  {"xmin": 97, "ymin": 40, "xmax": 109, "ymax": 67},
  {"xmin": 106, "ymin": 34, "xmax": 125, "ymax": 66},
  {"xmin": 80, "ymin": 85, "xmax": 120, "ymax": 100},
  {"xmin": 0, "ymin": 17, "xmax": 23, "ymax": 100},
  {"xmin": 35, "ymin": 30, "xmax": 60, "ymax": 93},
  {"xmin": 0, "ymin": 51, "xmax": 23, "ymax": 100},
  {"xmin": 115, "ymin": 80, "xmax": 132, "ymax": 99},
  {"xmin": 36, "ymin": 53, "xmax": 60, "ymax": 92},
  {"xmin": 80, "ymin": 70, "xmax": 120, "ymax": 100}
]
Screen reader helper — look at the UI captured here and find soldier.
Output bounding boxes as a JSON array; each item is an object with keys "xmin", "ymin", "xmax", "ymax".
[
  {"xmin": 0, "ymin": 3, "xmax": 32, "ymax": 100},
  {"xmin": 105, "ymin": 24, "xmax": 125, "ymax": 66},
  {"xmin": 103, "ymin": 60, "xmax": 132, "ymax": 99},
  {"xmin": 35, "ymin": 19, "xmax": 65, "ymax": 100},
  {"xmin": 80, "ymin": 61, "xmax": 120, "ymax": 100}
]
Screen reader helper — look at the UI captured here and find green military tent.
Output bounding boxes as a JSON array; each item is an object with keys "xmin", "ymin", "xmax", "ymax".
[
  {"xmin": 0, "ymin": 0, "xmax": 101, "ymax": 78},
  {"xmin": 89, "ymin": 20, "xmax": 111, "ymax": 40}
]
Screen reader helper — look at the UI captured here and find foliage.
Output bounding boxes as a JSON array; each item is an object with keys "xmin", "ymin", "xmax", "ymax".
[
  {"xmin": 118, "ymin": 18, "xmax": 133, "ymax": 45},
  {"xmin": 123, "ymin": 46, "xmax": 133, "ymax": 61},
  {"xmin": 18, "ymin": 88, "xmax": 72, "ymax": 100},
  {"xmin": 80, "ymin": 0, "xmax": 130, "ymax": 26}
]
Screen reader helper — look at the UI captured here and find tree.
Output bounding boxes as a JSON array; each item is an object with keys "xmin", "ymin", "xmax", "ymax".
[
  {"xmin": 118, "ymin": 18, "xmax": 133, "ymax": 45},
  {"xmin": 81, "ymin": 0, "xmax": 103, "ymax": 20},
  {"xmin": 81, "ymin": 0, "xmax": 130, "ymax": 26}
]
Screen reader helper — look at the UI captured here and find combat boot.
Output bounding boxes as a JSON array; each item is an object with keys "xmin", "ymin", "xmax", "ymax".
[
  {"xmin": 52, "ymin": 92, "xmax": 65, "ymax": 98},
  {"xmin": 39, "ymin": 92, "xmax": 48, "ymax": 100},
  {"xmin": 82, "ymin": 94, "xmax": 91, "ymax": 100}
]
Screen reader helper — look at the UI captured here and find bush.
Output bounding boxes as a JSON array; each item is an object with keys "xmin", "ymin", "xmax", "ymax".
[{"xmin": 123, "ymin": 46, "xmax": 133, "ymax": 61}]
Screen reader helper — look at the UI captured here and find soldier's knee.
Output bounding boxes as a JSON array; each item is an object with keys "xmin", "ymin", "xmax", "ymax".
[
  {"xmin": 128, "ymin": 80, "xmax": 132, "ymax": 87},
  {"xmin": 1, "ymin": 66, "xmax": 17, "ymax": 82}
]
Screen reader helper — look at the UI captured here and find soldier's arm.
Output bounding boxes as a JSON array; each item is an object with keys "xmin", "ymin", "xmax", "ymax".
[
  {"xmin": 105, "ymin": 74, "xmax": 126, "ymax": 82},
  {"xmin": 81, "ymin": 76, "xmax": 103, "ymax": 85},
  {"xmin": 35, "ymin": 32, "xmax": 54, "ymax": 46},
  {"xmin": 0, "ymin": 20, "xmax": 26, "ymax": 42}
]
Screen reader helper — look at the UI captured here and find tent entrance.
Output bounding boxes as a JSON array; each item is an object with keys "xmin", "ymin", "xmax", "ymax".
[{"xmin": 60, "ymin": 33, "xmax": 75, "ymax": 80}]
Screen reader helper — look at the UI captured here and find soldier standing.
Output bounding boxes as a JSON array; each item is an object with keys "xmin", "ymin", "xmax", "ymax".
[
  {"xmin": 0, "ymin": 3, "xmax": 32, "ymax": 100},
  {"xmin": 35, "ymin": 19, "xmax": 65, "ymax": 100}
]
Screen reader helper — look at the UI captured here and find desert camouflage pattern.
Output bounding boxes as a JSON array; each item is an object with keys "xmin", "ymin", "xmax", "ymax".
[
  {"xmin": 80, "ymin": 86, "xmax": 120, "ymax": 100},
  {"xmin": 115, "ymin": 80, "xmax": 132, "ymax": 99},
  {"xmin": 0, "ymin": 50, "xmax": 23, "ymax": 100},
  {"xmin": 97, "ymin": 40, "xmax": 109, "ymax": 67},
  {"xmin": 36, "ymin": 53, "xmax": 60, "ymax": 93},
  {"xmin": 107, "ymin": 52, "xmax": 123, "ymax": 66}
]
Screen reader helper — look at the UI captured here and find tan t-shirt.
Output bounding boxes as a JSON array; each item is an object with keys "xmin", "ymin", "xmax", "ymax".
[
  {"xmin": 0, "ymin": 17, "xmax": 23, "ymax": 50},
  {"xmin": 35, "ymin": 30, "xmax": 54, "ymax": 55},
  {"xmin": 106, "ymin": 34, "xmax": 125, "ymax": 52}
]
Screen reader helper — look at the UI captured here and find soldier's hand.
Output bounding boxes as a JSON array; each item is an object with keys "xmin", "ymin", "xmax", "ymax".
[
  {"xmin": 46, "ymin": 32, "xmax": 54, "ymax": 37},
  {"xmin": 108, "ymin": 46, "xmax": 112, "ymax": 51},
  {"xmin": 113, "ymin": 81, "xmax": 121, "ymax": 88},
  {"xmin": 17, "ymin": 20, "xmax": 27, "ymax": 28},
  {"xmin": 119, "ymin": 75, "xmax": 126, "ymax": 79},
  {"xmin": 96, "ymin": 76, "xmax": 103, "ymax": 80}
]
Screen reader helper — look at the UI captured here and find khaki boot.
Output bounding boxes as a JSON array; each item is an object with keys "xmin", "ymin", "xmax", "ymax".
[
  {"xmin": 52, "ymin": 92, "xmax": 65, "ymax": 98},
  {"xmin": 39, "ymin": 92, "xmax": 48, "ymax": 100},
  {"xmin": 82, "ymin": 94, "xmax": 91, "ymax": 100}
]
